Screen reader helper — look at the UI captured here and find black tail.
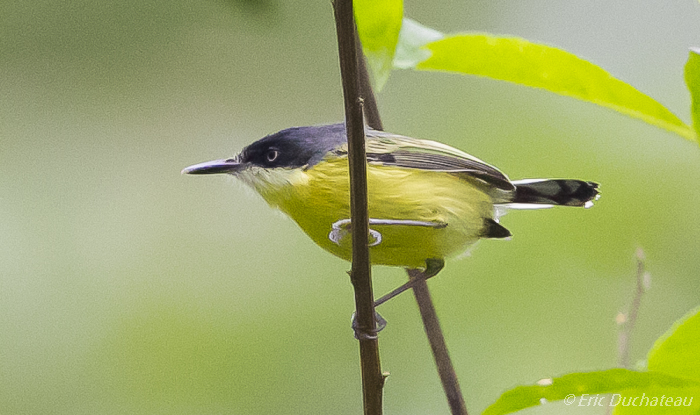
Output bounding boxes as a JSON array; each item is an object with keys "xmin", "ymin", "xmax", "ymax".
[{"xmin": 511, "ymin": 179, "xmax": 599, "ymax": 207}]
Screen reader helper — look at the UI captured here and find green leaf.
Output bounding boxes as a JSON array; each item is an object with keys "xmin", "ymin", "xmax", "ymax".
[
  {"xmin": 482, "ymin": 369, "xmax": 699, "ymax": 415},
  {"xmin": 393, "ymin": 18, "xmax": 444, "ymax": 69},
  {"xmin": 353, "ymin": 0, "xmax": 403, "ymax": 91},
  {"xmin": 684, "ymin": 48, "xmax": 700, "ymax": 143},
  {"xmin": 414, "ymin": 34, "xmax": 695, "ymax": 141},
  {"xmin": 648, "ymin": 306, "xmax": 700, "ymax": 381}
]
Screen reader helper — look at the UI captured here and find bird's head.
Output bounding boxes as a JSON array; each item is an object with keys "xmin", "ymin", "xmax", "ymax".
[{"xmin": 182, "ymin": 123, "xmax": 348, "ymax": 196}]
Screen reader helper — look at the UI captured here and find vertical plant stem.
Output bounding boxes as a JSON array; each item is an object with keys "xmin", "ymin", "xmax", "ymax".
[
  {"xmin": 606, "ymin": 249, "xmax": 648, "ymax": 415},
  {"xmin": 333, "ymin": 0, "xmax": 384, "ymax": 413},
  {"xmin": 354, "ymin": 28, "xmax": 383, "ymax": 131},
  {"xmin": 618, "ymin": 248, "xmax": 648, "ymax": 368},
  {"xmin": 408, "ymin": 269, "xmax": 468, "ymax": 415}
]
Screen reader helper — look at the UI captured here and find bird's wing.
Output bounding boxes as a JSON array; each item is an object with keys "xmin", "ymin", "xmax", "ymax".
[{"xmin": 360, "ymin": 131, "xmax": 515, "ymax": 191}]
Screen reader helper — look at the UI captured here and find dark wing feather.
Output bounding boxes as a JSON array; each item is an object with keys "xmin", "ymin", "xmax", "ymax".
[
  {"xmin": 366, "ymin": 147, "xmax": 514, "ymax": 192},
  {"xmin": 330, "ymin": 130, "xmax": 515, "ymax": 191}
]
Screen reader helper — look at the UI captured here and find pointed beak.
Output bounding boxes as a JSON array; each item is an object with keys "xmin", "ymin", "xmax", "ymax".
[{"xmin": 181, "ymin": 158, "xmax": 244, "ymax": 175}]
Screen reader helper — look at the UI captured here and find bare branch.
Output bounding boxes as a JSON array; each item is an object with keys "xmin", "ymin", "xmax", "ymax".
[
  {"xmin": 332, "ymin": 0, "xmax": 384, "ymax": 413},
  {"xmin": 408, "ymin": 269, "xmax": 469, "ymax": 415},
  {"xmin": 354, "ymin": 27, "xmax": 383, "ymax": 131}
]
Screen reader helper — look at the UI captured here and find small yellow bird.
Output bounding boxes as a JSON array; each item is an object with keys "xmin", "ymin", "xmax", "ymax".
[{"xmin": 184, "ymin": 123, "xmax": 598, "ymax": 302}]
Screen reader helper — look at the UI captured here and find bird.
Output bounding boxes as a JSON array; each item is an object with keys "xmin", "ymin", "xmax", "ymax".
[{"xmin": 183, "ymin": 123, "xmax": 599, "ymax": 304}]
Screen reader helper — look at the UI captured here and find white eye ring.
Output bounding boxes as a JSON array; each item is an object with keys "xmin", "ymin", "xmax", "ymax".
[{"xmin": 266, "ymin": 149, "xmax": 278, "ymax": 162}]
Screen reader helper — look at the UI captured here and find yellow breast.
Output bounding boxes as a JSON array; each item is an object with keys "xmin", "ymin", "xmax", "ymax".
[{"xmin": 253, "ymin": 158, "xmax": 495, "ymax": 269}]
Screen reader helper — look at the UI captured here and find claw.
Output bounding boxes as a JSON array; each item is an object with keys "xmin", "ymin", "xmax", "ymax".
[
  {"xmin": 368, "ymin": 229, "xmax": 382, "ymax": 246},
  {"xmin": 351, "ymin": 311, "xmax": 388, "ymax": 339},
  {"xmin": 329, "ymin": 218, "xmax": 351, "ymax": 245}
]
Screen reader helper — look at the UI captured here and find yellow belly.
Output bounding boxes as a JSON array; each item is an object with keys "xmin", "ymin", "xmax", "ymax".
[{"xmin": 255, "ymin": 158, "xmax": 494, "ymax": 269}]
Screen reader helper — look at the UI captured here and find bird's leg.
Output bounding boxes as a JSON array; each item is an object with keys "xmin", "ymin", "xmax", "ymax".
[
  {"xmin": 349, "ymin": 259, "xmax": 443, "ymax": 337},
  {"xmin": 334, "ymin": 218, "xmax": 446, "ymax": 336},
  {"xmin": 336, "ymin": 218, "xmax": 447, "ymax": 339},
  {"xmin": 349, "ymin": 259, "xmax": 445, "ymax": 336},
  {"xmin": 374, "ymin": 258, "xmax": 445, "ymax": 307},
  {"xmin": 329, "ymin": 218, "xmax": 447, "ymax": 246}
]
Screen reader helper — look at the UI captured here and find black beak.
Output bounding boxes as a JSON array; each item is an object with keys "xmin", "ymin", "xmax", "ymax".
[{"xmin": 181, "ymin": 158, "xmax": 244, "ymax": 175}]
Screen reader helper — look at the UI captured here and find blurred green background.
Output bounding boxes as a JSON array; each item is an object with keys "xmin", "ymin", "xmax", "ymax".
[{"xmin": 2, "ymin": 1, "xmax": 699, "ymax": 414}]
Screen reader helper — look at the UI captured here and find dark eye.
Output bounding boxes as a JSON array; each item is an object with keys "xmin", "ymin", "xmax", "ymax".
[{"xmin": 266, "ymin": 149, "xmax": 279, "ymax": 162}]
